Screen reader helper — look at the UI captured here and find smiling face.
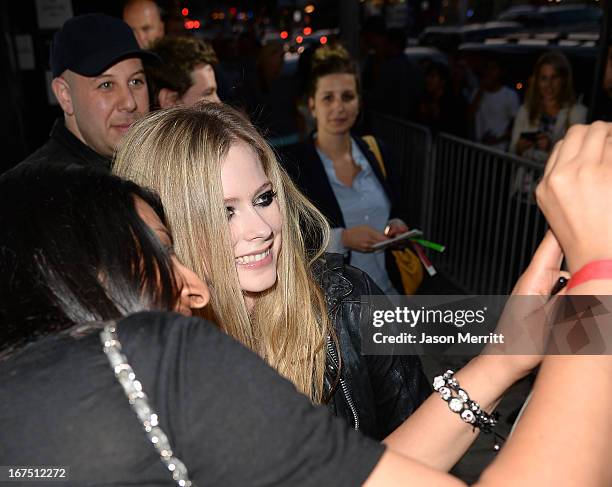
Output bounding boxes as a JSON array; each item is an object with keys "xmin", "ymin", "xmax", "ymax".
[
  {"xmin": 134, "ymin": 196, "xmax": 209, "ymax": 316},
  {"xmin": 55, "ymin": 58, "xmax": 149, "ymax": 158},
  {"xmin": 309, "ymin": 73, "xmax": 359, "ymax": 136},
  {"xmin": 537, "ymin": 63, "xmax": 563, "ymax": 103},
  {"xmin": 220, "ymin": 141, "xmax": 282, "ymax": 308}
]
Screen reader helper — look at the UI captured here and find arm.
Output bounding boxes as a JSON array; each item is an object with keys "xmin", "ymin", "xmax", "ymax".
[
  {"xmin": 372, "ymin": 122, "xmax": 612, "ymax": 485},
  {"xmin": 383, "ymin": 230, "xmax": 567, "ymax": 470}
]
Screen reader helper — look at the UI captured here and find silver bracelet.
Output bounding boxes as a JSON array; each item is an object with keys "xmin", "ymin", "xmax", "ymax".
[{"xmin": 433, "ymin": 370, "xmax": 499, "ymax": 434}]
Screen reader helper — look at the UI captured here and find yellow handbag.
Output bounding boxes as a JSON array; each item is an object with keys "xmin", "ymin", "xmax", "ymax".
[{"xmin": 362, "ymin": 135, "xmax": 424, "ymax": 295}]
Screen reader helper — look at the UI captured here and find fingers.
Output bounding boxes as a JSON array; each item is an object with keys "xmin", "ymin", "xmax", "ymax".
[
  {"xmin": 578, "ymin": 121, "xmax": 612, "ymax": 168},
  {"xmin": 543, "ymin": 124, "xmax": 587, "ymax": 179},
  {"xmin": 555, "ymin": 124, "xmax": 588, "ymax": 167},
  {"xmin": 528, "ymin": 231, "xmax": 563, "ymax": 273},
  {"xmin": 554, "ymin": 272, "xmax": 572, "ymax": 296},
  {"xmin": 543, "ymin": 140, "xmax": 562, "ymax": 179}
]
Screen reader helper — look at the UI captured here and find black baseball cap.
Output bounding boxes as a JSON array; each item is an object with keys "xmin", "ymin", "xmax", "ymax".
[{"xmin": 50, "ymin": 13, "xmax": 160, "ymax": 78}]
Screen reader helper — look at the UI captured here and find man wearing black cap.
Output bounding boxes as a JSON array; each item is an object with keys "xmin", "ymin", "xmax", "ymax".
[{"xmin": 18, "ymin": 14, "xmax": 157, "ymax": 171}]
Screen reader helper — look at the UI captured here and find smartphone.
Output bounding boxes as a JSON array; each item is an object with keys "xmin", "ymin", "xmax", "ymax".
[{"xmin": 371, "ymin": 229, "xmax": 423, "ymax": 251}]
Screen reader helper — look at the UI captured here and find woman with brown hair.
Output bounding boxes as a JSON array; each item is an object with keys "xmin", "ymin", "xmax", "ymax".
[
  {"xmin": 510, "ymin": 51, "xmax": 586, "ymax": 161},
  {"xmin": 283, "ymin": 44, "xmax": 411, "ymax": 296}
]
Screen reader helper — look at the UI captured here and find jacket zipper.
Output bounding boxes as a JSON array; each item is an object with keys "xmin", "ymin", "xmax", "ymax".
[{"xmin": 326, "ymin": 336, "xmax": 360, "ymax": 431}]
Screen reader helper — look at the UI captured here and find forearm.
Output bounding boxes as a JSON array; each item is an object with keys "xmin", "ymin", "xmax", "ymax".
[
  {"xmin": 477, "ymin": 355, "xmax": 612, "ymax": 486},
  {"xmin": 384, "ymin": 354, "xmax": 521, "ymax": 471},
  {"xmin": 476, "ymin": 280, "xmax": 612, "ymax": 486}
]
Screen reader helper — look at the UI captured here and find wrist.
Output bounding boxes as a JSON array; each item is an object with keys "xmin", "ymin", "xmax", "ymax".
[
  {"xmin": 567, "ymin": 260, "xmax": 612, "ymax": 292},
  {"xmin": 464, "ymin": 354, "xmax": 525, "ymax": 399}
]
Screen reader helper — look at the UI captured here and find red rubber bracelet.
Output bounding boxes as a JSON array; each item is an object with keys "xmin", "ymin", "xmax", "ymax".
[{"xmin": 567, "ymin": 260, "xmax": 612, "ymax": 290}]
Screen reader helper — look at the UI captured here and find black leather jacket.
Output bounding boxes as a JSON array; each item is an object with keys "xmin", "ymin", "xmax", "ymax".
[{"xmin": 315, "ymin": 253, "xmax": 431, "ymax": 440}]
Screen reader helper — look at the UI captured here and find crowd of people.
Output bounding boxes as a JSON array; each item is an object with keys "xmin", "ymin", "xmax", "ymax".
[
  {"xmin": 119, "ymin": 0, "xmax": 604, "ymax": 164},
  {"xmin": 3, "ymin": 5, "xmax": 612, "ymax": 486}
]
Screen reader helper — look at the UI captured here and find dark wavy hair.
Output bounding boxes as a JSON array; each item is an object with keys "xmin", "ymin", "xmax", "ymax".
[{"xmin": 0, "ymin": 164, "xmax": 180, "ymax": 352}]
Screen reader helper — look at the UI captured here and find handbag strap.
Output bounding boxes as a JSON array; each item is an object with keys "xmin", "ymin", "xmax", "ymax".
[
  {"xmin": 362, "ymin": 135, "xmax": 387, "ymax": 179},
  {"xmin": 100, "ymin": 322, "xmax": 194, "ymax": 487}
]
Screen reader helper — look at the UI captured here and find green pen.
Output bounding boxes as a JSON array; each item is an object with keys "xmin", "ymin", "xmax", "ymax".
[{"xmin": 410, "ymin": 238, "xmax": 446, "ymax": 253}]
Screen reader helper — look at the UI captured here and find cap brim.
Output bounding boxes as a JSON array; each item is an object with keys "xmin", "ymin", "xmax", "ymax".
[{"xmin": 72, "ymin": 49, "xmax": 161, "ymax": 77}]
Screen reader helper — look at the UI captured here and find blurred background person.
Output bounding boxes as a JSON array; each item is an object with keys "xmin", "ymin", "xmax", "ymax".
[
  {"xmin": 145, "ymin": 36, "xmax": 221, "ymax": 108},
  {"xmin": 361, "ymin": 17, "xmax": 424, "ymax": 121},
  {"xmin": 510, "ymin": 51, "xmax": 586, "ymax": 162},
  {"xmin": 241, "ymin": 41, "xmax": 301, "ymax": 148},
  {"xmin": 415, "ymin": 61, "xmax": 468, "ymax": 137},
  {"xmin": 468, "ymin": 57, "xmax": 519, "ymax": 151},
  {"xmin": 122, "ymin": 0, "xmax": 165, "ymax": 49},
  {"xmin": 592, "ymin": 44, "xmax": 612, "ymax": 123}
]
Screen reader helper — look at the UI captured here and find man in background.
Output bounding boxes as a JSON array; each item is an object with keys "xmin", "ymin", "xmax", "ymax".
[
  {"xmin": 146, "ymin": 36, "xmax": 221, "ymax": 108},
  {"xmin": 15, "ymin": 14, "xmax": 155, "ymax": 171},
  {"xmin": 469, "ymin": 57, "xmax": 519, "ymax": 151},
  {"xmin": 123, "ymin": 0, "xmax": 165, "ymax": 49}
]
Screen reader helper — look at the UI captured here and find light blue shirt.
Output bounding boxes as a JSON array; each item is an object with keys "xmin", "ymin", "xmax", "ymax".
[{"xmin": 316, "ymin": 137, "xmax": 397, "ymax": 294}]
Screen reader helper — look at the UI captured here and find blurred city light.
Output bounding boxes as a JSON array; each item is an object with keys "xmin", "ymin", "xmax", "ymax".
[
  {"xmin": 296, "ymin": 35, "xmax": 304, "ymax": 44},
  {"xmin": 280, "ymin": 30, "xmax": 289, "ymax": 39},
  {"xmin": 181, "ymin": 8, "xmax": 189, "ymax": 16},
  {"xmin": 303, "ymin": 26, "xmax": 312, "ymax": 35},
  {"xmin": 320, "ymin": 35, "xmax": 327, "ymax": 44},
  {"xmin": 304, "ymin": 4, "xmax": 315, "ymax": 14}
]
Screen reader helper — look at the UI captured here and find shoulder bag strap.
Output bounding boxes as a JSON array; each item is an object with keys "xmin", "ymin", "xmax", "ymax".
[{"xmin": 361, "ymin": 135, "xmax": 387, "ymax": 179}]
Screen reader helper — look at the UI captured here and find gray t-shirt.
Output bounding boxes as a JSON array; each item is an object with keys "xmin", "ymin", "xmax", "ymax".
[{"xmin": 0, "ymin": 311, "xmax": 384, "ymax": 486}]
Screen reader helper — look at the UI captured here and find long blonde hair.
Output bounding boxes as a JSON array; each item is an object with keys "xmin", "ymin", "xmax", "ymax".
[{"xmin": 113, "ymin": 102, "xmax": 334, "ymax": 402}]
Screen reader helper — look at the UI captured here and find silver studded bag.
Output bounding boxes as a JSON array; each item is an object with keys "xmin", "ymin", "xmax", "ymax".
[{"xmin": 100, "ymin": 322, "xmax": 195, "ymax": 487}]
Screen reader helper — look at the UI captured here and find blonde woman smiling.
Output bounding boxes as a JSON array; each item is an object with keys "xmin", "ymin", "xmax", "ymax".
[{"xmin": 113, "ymin": 102, "xmax": 430, "ymax": 439}]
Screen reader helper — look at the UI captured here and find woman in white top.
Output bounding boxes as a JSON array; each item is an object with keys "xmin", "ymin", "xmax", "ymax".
[{"xmin": 510, "ymin": 51, "xmax": 587, "ymax": 162}]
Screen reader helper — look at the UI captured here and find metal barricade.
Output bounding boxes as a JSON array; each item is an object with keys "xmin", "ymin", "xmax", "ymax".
[
  {"xmin": 369, "ymin": 112, "xmax": 432, "ymax": 229},
  {"xmin": 369, "ymin": 114, "xmax": 547, "ymax": 294},
  {"xmin": 425, "ymin": 134, "xmax": 545, "ymax": 294}
]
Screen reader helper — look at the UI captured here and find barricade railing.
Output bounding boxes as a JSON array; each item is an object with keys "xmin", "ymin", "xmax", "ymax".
[
  {"xmin": 428, "ymin": 134, "xmax": 545, "ymax": 294},
  {"xmin": 369, "ymin": 113, "xmax": 545, "ymax": 294}
]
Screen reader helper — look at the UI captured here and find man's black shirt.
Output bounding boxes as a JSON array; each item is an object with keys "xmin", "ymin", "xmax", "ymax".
[{"xmin": 10, "ymin": 119, "xmax": 111, "ymax": 173}]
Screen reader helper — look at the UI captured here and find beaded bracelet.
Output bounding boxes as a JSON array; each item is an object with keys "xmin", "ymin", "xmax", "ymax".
[{"xmin": 433, "ymin": 370, "xmax": 499, "ymax": 434}]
